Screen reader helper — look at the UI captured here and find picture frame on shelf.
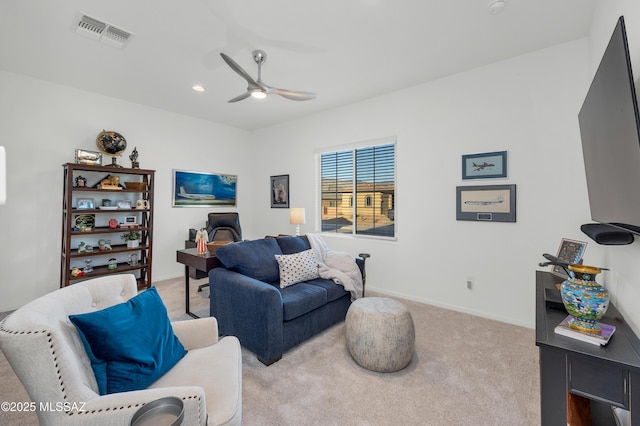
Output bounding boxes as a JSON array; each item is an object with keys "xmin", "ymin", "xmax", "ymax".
[
  {"xmin": 76, "ymin": 198, "xmax": 95, "ymax": 209},
  {"xmin": 552, "ymin": 238, "xmax": 588, "ymax": 277},
  {"xmin": 73, "ymin": 214, "xmax": 95, "ymax": 231},
  {"xmin": 121, "ymin": 215, "xmax": 138, "ymax": 227},
  {"xmin": 172, "ymin": 169, "xmax": 237, "ymax": 207},
  {"xmin": 75, "ymin": 149, "xmax": 102, "ymax": 166},
  {"xmin": 462, "ymin": 151, "xmax": 508, "ymax": 180},
  {"xmin": 456, "ymin": 184, "xmax": 516, "ymax": 222},
  {"xmin": 270, "ymin": 174, "xmax": 289, "ymax": 208},
  {"xmin": 116, "ymin": 200, "xmax": 132, "ymax": 209}
]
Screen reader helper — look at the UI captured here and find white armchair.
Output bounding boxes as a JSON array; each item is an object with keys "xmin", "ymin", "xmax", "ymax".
[{"xmin": 0, "ymin": 274, "xmax": 242, "ymax": 425}]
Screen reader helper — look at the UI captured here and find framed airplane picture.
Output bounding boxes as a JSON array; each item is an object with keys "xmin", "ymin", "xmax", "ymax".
[
  {"xmin": 456, "ymin": 184, "xmax": 516, "ymax": 222},
  {"xmin": 462, "ymin": 151, "xmax": 507, "ymax": 180},
  {"xmin": 172, "ymin": 169, "xmax": 237, "ymax": 207}
]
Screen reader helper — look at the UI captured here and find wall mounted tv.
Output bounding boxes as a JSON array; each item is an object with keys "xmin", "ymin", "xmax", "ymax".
[{"xmin": 579, "ymin": 15, "xmax": 640, "ymax": 235}]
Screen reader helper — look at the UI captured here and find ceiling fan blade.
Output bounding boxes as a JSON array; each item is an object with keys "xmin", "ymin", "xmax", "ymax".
[
  {"xmin": 220, "ymin": 53, "xmax": 257, "ymax": 85},
  {"xmin": 228, "ymin": 91, "xmax": 252, "ymax": 103},
  {"xmin": 271, "ymin": 88, "xmax": 318, "ymax": 101}
]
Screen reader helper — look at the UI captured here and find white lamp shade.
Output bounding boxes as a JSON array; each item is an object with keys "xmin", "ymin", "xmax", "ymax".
[
  {"xmin": 0, "ymin": 146, "xmax": 5, "ymax": 205},
  {"xmin": 290, "ymin": 208, "xmax": 306, "ymax": 225}
]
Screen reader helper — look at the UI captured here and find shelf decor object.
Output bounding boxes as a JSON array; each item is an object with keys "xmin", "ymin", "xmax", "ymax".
[
  {"xmin": 96, "ymin": 130, "xmax": 127, "ymax": 168},
  {"xmin": 61, "ymin": 163, "xmax": 154, "ymax": 288},
  {"xmin": 560, "ymin": 264, "xmax": 610, "ymax": 334}
]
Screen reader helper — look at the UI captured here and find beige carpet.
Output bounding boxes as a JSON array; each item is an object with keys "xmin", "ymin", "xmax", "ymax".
[{"xmin": 0, "ymin": 277, "xmax": 541, "ymax": 425}]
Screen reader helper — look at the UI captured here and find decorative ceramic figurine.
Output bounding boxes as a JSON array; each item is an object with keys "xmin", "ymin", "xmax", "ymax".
[
  {"xmin": 196, "ymin": 229, "xmax": 208, "ymax": 254},
  {"xmin": 560, "ymin": 264, "xmax": 610, "ymax": 334},
  {"xmin": 83, "ymin": 259, "xmax": 93, "ymax": 273},
  {"xmin": 129, "ymin": 146, "xmax": 139, "ymax": 169}
]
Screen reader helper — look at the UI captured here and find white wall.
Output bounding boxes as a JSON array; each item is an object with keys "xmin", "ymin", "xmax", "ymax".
[
  {"xmin": 0, "ymin": 70, "xmax": 252, "ymax": 312},
  {"xmin": 250, "ymin": 39, "xmax": 597, "ymax": 328},
  {"xmin": 586, "ymin": 1, "xmax": 640, "ymax": 335},
  {"xmin": 3, "ymin": 4, "xmax": 637, "ymax": 333}
]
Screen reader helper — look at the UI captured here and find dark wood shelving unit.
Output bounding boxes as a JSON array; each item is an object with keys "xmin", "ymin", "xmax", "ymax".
[{"xmin": 61, "ymin": 163, "xmax": 155, "ymax": 288}]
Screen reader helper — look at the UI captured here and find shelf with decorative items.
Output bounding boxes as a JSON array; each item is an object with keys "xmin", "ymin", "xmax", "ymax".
[{"xmin": 61, "ymin": 162, "xmax": 155, "ymax": 288}]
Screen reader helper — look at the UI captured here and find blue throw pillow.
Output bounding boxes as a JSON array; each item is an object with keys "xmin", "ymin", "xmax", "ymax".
[
  {"xmin": 69, "ymin": 287, "xmax": 187, "ymax": 395},
  {"xmin": 276, "ymin": 235, "xmax": 311, "ymax": 255},
  {"xmin": 215, "ymin": 238, "xmax": 282, "ymax": 283}
]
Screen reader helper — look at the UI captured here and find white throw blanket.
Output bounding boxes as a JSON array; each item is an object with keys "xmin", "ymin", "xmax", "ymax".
[{"xmin": 306, "ymin": 233, "xmax": 363, "ymax": 300}]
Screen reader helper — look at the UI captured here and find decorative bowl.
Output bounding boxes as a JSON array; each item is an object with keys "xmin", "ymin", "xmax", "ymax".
[{"xmin": 124, "ymin": 182, "xmax": 147, "ymax": 191}]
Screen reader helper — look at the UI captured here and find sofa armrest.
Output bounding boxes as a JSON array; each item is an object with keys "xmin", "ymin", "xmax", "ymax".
[
  {"xmin": 62, "ymin": 386, "xmax": 207, "ymax": 426},
  {"xmin": 209, "ymin": 268, "xmax": 284, "ymax": 362},
  {"xmin": 172, "ymin": 317, "xmax": 219, "ymax": 350}
]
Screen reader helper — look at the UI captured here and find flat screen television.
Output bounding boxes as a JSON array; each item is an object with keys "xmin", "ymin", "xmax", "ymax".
[{"xmin": 579, "ymin": 15, "xmax": 640, "ymax": 235}]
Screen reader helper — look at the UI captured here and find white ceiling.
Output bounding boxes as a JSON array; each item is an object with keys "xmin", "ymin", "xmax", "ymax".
[{"xmin": 0, "ymin": 0, "xmax": 596, "ymax": 131}]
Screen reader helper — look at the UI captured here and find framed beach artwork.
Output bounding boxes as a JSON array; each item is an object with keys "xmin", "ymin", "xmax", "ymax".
[
  {"xmin": 456, "ymin": 184, "xmax": 516, "ymax": 222},
  {"xmin": 172, "ymin": 169, "xmax": 237, "ymax": 207},
  {"xmin": 270, "ymin": 175, "xmax": 289, "ymax": 208},
  {"xmin": 462, "ymin": 151, "xmax": 508, "ymax": 180}
]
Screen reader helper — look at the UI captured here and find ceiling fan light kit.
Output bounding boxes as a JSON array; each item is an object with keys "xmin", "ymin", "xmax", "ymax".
[{"xmin": 221, "ymin": 50, "xmax": 317, "ymax": 103}]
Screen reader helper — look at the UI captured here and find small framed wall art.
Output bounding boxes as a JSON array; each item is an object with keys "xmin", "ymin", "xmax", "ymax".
[
  {"xmin": 462, "ymin": 151, "xmax": 507, "ymax": 180},
  {"xmin": 456, "ymin": 184, "xmax": 516, "ymax": 222},
  {"xmin": 270, "ymin": 174, "xmax": 289, "ymax": 208}
]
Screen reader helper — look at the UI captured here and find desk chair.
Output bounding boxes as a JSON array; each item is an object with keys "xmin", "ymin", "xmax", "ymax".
[{"xmin": 189, "ymin": 213, "xmax": 243, "ymax": 292}]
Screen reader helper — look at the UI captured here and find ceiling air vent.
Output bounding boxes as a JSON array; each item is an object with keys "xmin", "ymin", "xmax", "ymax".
[{"xmin": 75, "ymin": 13, "xmax": 134, "ymax": 49}]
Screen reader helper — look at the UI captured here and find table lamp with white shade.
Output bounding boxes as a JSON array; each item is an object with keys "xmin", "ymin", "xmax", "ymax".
[{"xmin": 290, "ymin": 208, "xmax": 305, "ymax": 236}]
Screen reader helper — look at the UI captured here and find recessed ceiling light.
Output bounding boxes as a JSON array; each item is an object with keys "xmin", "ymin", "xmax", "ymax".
[
  {"xmin": 488, "ymin": 0, "xmax": 506, "ymax": 14},
  {"xmin": 191, "ymin": 85, "xmax": 206, "ymax": 92}
]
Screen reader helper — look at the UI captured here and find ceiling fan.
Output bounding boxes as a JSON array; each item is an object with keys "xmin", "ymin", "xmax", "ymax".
[{"xmin": 220, "ymin": 50, "xmax": 317, "ymax": 103}]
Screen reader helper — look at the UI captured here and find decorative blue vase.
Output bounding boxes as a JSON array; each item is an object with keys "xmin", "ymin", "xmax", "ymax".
[{"xmin": 560, "ymin": 264, "xmax": 609, "ymax": 334}]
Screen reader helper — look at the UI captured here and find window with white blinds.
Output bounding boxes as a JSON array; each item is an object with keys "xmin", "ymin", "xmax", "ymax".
[{"xmin": 320, "ymin": 142, "xmax": 395, "ymax": 238}]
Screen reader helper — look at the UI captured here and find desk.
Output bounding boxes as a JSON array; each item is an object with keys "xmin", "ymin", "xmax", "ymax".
[
  {"xmin": 176, "ymin": 248, "xmax": 221, "ymax": 318},
  {"xmin": 536, "ymin": 271, "xmax": 640, "ymax": 425}
]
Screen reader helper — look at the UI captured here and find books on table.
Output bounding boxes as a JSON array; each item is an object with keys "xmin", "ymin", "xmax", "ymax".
[{"xmin": 554, "ymin": 315, "xmax": 616, "ymax": 346}]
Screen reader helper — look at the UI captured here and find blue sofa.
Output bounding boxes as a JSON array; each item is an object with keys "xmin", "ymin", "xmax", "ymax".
[{"xmin": 209, "ymin": 235, "xmax": 365, "ymax": 365}]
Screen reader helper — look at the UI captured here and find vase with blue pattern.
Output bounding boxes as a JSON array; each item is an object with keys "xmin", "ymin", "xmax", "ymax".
[{"xmin": 560, "ymin": 264, "xmax": 609, "ymax": 334}]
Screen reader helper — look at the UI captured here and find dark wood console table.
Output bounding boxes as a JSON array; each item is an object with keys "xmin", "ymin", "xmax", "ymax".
[
  {"xmin": 176, "ymin": 248, "xmax": 221, "ymax": 318},
  {"xmin": 536, "ymin": 270, "xmax": 640, "ymax": 425}
]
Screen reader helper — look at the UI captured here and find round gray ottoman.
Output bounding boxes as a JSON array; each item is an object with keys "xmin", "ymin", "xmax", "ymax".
[{"xmin": 345, "ymin": 297, "xmax": 415, "ymax": 372}]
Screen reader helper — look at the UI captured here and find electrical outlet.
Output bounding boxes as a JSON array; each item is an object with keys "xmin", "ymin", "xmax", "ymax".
[{"xmin": 466, "ymin": 276, "xmax": 473, "ymax": 290}]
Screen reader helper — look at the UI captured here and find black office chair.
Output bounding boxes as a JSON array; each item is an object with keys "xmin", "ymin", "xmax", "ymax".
[{"xmin": 189, "ymin": 213, "xmax": 242, "ymax": 292}]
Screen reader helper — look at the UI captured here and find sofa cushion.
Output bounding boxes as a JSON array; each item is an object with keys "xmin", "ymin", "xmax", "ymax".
[
  {"xmin": 216, "ymin": 238, "xmax": 282, "ymax": 283},
  {"xmin": 280, "ymin": 283, "xmax": 328, "ymax": 321},
  {"xmin": 69, "ymin": 287, "xmax": 187, "ymax": 395},
  {"xmin": 276, "ymin": 235, "xmax": 311, "ymax": 254},
  {"xmin": 305, "ymin": 277, "xmax": 350, "ymax": 302},
  {"xmin": 275, "ymin": 249, "xmax": 320, "ymax": 288}
]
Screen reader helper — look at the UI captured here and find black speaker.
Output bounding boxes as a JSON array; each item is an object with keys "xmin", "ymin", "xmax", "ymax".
[{"xmin": 580, "ymin": 223, "xmax": 634, "ymax": 245}]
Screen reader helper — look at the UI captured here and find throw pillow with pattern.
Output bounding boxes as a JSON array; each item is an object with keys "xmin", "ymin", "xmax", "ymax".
[{"xmin": 275, "ymin": 249, "xmax": 320, "ymax": 288}]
